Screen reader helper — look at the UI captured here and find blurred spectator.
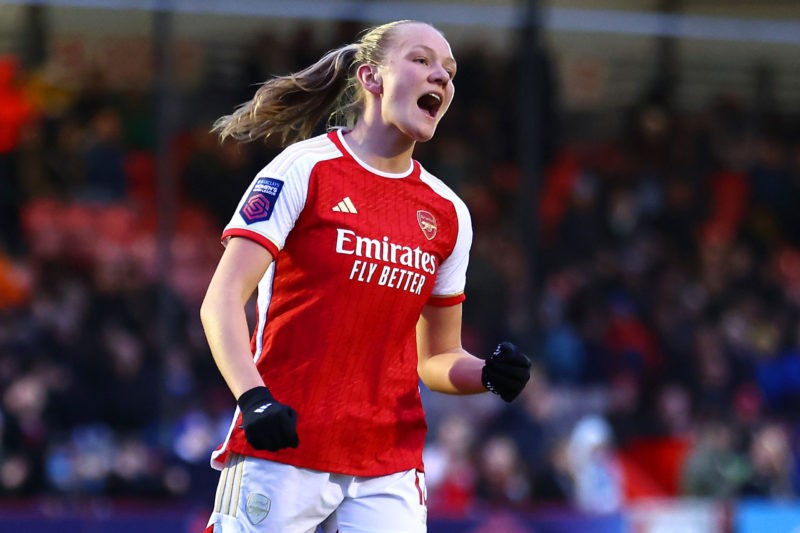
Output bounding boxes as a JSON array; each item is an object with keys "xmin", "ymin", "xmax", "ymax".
[
  {"xmin": 423, "ymin": 413, "xmax": 478, "ymax": 515},
  {"xmin": 530, "ymin": 437, "xmax": 573, "ymax": 505},
  {"xmin": 80, "ymin": 106, "xmax": 127, "ymax": 201},
  {"xmin": 0, "ymin": 54, "xmax": 37, "ymax": 256},
  {"xmin": 474, "ymin": 435, "xmax": 531, "ymax": 508},
  {"xmin": 482, "ymin": 363, "xmax": 569, "ymax": 491},
  {"xmin": 739, "ymin": 422, "xmax": 795, "ymax": 499},
  {"xmin": 0, "ymin": 254, "xmax": 31, "ymax": 309},
  {"xmin": 565, "ymin": 415, "xmax": 624, "ymax": 514},
  {"xmin": 681, "ymin": 419, "xmax": 749, "ymax": 498},
  {"xmin": 692, "ymin": 323, "xmax": 738, "ymax": 417}
]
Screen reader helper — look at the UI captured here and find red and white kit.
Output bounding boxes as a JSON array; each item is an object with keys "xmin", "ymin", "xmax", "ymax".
[{"xmin": 211, "ymin": 129, "xmax": 472, "ymax": 477}]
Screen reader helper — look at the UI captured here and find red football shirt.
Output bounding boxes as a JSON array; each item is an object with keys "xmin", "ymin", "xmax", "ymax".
[{"xmin": 211, "ymin": 129, "xmax": 472, "ymax": 476}]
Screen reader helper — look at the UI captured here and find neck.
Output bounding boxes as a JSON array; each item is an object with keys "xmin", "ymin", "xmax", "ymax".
[{"xmin": 345, "ymin": 119, "xmax": 415, "ymax": 174}]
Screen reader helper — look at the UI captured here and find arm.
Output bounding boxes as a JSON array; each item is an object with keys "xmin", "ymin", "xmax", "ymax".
[
  {"xmin": 417, "ymin": 302, "xmax": 533, "ymax": 401},
  {"xmin": 200, "ymin": 236, "xmax": 273, "ymax": 399},
  {"xmin": 416, "ymin": 303, "xmax": 486, "ymax": 394},
  {"xmin": 201, "ymin": 236, "xmax": 299, "ymax": 451}
]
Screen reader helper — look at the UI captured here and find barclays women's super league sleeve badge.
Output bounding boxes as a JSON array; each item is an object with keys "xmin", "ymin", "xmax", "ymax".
[{"xmin": 241, "ymin": 177, "xmax": 285, "ymax": 224}]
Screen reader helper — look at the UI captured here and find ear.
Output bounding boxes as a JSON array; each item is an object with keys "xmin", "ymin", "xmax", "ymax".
[{"xmin": 356, "ymin": 64, "xmax": 383, "ymax": 95}]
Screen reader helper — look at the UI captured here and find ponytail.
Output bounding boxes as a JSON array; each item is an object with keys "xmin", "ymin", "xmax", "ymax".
[
  {"xmin": 213, "ymin": 44, "xmax": 359, "ymax": 146},
  {"xmin": 213, "ymin": 20, "xmax": 422, "ymax": 147}
]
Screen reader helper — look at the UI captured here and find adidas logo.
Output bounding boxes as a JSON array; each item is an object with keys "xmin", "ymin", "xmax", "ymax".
[
  {"xmin": 254, "ymin": 403, "xmax": 272, "ymax": 413},
  {"xmin": 332, "ymin": 197, "xmax": 358, "ymax": 214}
]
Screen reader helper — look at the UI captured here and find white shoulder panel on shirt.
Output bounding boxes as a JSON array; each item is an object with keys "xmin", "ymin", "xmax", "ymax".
[
  {"xmin": 418, "ymin": 167, "xmax": 473, "ymax": 298},
  {"xmin": 262, "ymin": 133, "xmax": 343, "ymax": 177}
]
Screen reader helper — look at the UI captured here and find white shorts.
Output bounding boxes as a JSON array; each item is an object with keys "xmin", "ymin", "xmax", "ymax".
[{"xmin": 206, "ymin": 454, "xmax": 427, "ymax": 533}]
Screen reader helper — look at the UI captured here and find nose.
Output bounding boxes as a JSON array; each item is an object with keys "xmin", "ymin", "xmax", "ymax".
[{"xmin": 429, "ymin": 64, "xmax": 450, "ymax": 85}]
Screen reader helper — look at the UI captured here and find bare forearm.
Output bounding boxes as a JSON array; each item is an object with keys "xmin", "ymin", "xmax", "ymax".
[
  {"xmin": 201, "ymin": 237, "xmax": 272, "ymax": 400},
  {"xmin": 418, "ymin": 349, "xmax": 486, "ymax": 394},
  {"xmin": 201, "ymin": 295, "xmax": 264, "ymax": 400}
]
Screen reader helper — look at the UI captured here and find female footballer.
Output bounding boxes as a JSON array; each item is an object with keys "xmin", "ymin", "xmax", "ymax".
[{"xmin": 201, "ymin": 19, "xmax": 531, "ymax": 533}]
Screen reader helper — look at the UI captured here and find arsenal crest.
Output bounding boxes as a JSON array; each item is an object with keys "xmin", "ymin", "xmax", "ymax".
[
  {"xmin": 417, "ymin": 210, "xmax": 437, "ymax": 240},
  {"xmin": 246, "ymin": 493, "xmax": 271, "ymax": 525}
]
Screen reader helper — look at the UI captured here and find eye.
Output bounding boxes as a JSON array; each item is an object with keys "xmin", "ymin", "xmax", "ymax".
[{"xmin": 414, "ymin": 57, "xmax": 430, "ymax": 66}]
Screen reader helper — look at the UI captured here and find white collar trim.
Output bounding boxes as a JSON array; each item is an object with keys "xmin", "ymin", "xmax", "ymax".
[{"xmin": 335, "ymin": 128, "xmax": 414, "ymax": 179}]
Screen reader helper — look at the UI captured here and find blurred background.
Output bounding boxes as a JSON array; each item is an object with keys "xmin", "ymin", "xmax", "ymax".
[{"xmin": 1, "ymin": 0, "xmax": 800, "ymax": 531}]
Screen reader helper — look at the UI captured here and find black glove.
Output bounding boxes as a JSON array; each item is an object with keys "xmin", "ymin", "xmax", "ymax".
[
  {"xmin": 481, "ymin": 342, "xmax": 531, "ymax": 402},
  {"xmin": 237, "ymin": 386, "xmax": 299, "ymax": 451}
]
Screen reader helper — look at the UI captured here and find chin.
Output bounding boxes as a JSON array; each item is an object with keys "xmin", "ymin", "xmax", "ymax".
[
  {"xmin": 396, "ymin": 119, "xmax": 438, "ymax": 143},
  {"xmin": 411, "ymin": 125, "xmax": 438, "ymax": 143}
]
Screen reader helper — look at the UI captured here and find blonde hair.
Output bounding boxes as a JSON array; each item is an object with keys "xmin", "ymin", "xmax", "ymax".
[{"xmin": 213, "ymin": 20, "xmax": 427, "ymax": 147}]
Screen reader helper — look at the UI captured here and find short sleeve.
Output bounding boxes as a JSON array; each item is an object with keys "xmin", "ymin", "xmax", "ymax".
[
  {"xmin": 429, "ymin": 195, "xmax": 472, "ymax": 303},
  {"xmin": 221, "ymin": 145, "xmax": 322, "ymax": 256}
]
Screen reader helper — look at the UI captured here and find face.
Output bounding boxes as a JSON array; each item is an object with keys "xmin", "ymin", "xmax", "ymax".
[{"xmin": 375, "ymin": 23, "xmax": 457, "ymax": 142}]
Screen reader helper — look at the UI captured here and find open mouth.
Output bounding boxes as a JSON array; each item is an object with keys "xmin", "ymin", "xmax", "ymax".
[{"xmin": 417, "ymin": 93, "xmax": 442, "ymax": 118}]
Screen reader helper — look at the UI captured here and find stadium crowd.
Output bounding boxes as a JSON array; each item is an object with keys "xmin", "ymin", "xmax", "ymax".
[{"xmin": 2, "ymin": 20, "xmax": 800, "ymax": 518}]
